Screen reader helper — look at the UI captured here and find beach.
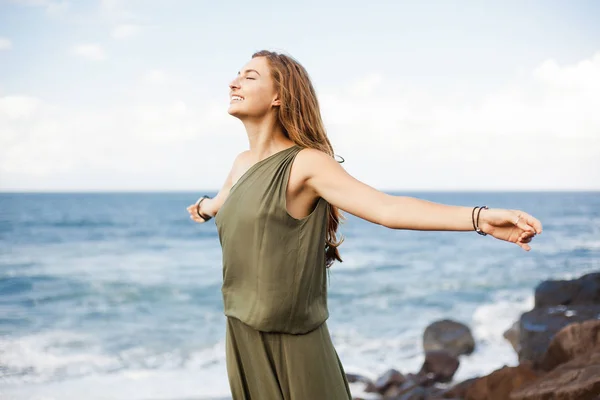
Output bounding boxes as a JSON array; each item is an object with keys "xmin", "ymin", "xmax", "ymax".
[{"xmin": 1, "ymin": 191, "xmax": 598, "ymax": 400}]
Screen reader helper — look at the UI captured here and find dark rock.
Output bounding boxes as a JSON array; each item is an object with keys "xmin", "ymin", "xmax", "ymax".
[
  {"xmin": 435, "ymin": 377, "xmax": 479, "ymax": 398},
  {"xmin": 371, "ymin": 368, "xmax": 406, "ymax": 394},
  {"xmin": 346, "ymin": 372, "xmax": 377, "ymax": 394},
  {"xmin": 511, "ymin": 348, "xmax": 600, "ymax": 400},
  {"xmin": 396, "ymin": 385, "xmax": 427, "ymax": 400},
  {"xmin": 539, "ymin": 319, "xmax": 600, "ymax": 372},
  {"xmin": 423, "ymin": 319, "xmax": 475, "ymax": 357},
  {"xmin": 417, "ymin": 350, "xmax": 460, "ymax": 384},
  {"xmin": 464, "ymin": 363, "xmax": 539, "ymax": 400},
  {"xmin": 535, "ymin": 272, "xmax": 600, "ymax": 308},
  {"xmin": 518, "ymin": 304, "xmax": 600, "ymax": 365}
]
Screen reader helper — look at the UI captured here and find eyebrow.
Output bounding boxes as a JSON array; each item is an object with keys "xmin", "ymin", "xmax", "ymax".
[{"xmin": 238, "ymin": 69, "xmax": 261, "ymax": 76}]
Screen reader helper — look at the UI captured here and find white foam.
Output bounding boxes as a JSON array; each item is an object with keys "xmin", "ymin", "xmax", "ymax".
[{"xmin": 454, "ymin": 292, "xmax": 534, "ymax": 381}]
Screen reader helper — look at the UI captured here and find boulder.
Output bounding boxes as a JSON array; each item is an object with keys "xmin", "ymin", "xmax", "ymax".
[
  {"xmin": 465, "ymin": 363, "xmax": 539, "ymax": 400},
  {"xmin": 417, "ymin": 350, "xmax": 460, "ymax": 384},
  {"xmin": 511, "ymin": 348, "xmax": 600, "ymax": 400},
  {"xmin": 423, "ymin": 319, "xmax": 475, "ymax": 357},
  {"xmin": 518, "ymin": 304, "xmax": 600, "ymax": 365},
  {"xmin": 434, "ymin": 377, "xmax": 479, "ymax": 398},
  {"xmin": 534, "ymin": 272, "xmax": 600, "ymax": 308},
  {"xmin": 370, "ymin": 368, "xmax": 406, "ymax": 394},
  {"xmin": 539, "ymin": 319, "xmax": 600, "ymax": 372}
]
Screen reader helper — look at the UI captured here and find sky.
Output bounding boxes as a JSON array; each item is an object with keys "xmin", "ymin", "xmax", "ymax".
[{"xmin": 0, "ymin": 0, "xmax": 599, "ymax": 191}]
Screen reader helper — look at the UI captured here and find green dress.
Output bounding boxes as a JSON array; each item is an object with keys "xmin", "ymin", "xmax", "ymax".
[{"xmin": 214, "ymin": 145, "xmax": 352, "ymax": 400}]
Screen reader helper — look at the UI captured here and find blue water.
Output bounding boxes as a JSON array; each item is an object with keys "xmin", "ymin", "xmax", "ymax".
[{"xmin": 1, "ymin": 192, "xmax": 599, "ymax": 400}]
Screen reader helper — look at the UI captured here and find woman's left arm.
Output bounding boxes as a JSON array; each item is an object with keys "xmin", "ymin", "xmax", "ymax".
[{"xmin": 300, "ymin": 149, "xmax": 543, "ymax": 251}]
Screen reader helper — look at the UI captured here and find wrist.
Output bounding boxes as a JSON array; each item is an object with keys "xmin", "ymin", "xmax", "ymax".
[
  {"xmin": 195, "ymin": 196, "xmax": 214, "ymax": 220},
  {"xmin": 472, "ymin": 205, "xmax": 489, "ymax": 235}
]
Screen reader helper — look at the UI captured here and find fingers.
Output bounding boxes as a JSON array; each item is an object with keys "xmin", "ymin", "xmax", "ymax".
[
  {"xmin": 517, "ymin": 241, "xmax": 532, "ymax": 251},
  {"xmin": 513, "ymin": 211, "xmax": 542, "ymax": 235},
  {"xmin": 186, "ymin": 203, "xmax": 206, "ymax": 224}
]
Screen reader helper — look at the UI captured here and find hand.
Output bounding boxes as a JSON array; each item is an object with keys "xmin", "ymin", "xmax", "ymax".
[
  {"xmin": 479, "ymin": 208, "xmax": 543, "ymax": 251},
  {"xmin": 186, "ymin": 203, "xmax": 209, "ymax": 224}
]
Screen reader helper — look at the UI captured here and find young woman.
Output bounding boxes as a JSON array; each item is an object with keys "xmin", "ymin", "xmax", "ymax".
[{"xmin": 186, "ymin": 50, "xmax": 543, "ymax": 400}]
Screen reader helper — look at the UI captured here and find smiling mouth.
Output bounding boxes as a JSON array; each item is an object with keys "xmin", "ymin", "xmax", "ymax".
[{"xmin": 230, "ymin": 95, "xmax": 244, "ymax": 102}]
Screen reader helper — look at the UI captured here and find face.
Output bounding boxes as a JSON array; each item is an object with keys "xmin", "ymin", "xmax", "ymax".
[{"xmin": 228, "ymin": 56, "xmax": 280, "ymax": 119}]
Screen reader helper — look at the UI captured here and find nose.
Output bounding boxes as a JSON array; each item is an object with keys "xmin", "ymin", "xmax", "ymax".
[{"xmin": 229, "ymin": 76, "xmax": 240, "ymax": 90}]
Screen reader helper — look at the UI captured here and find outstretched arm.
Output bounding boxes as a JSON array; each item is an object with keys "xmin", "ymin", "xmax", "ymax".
[
  {"xmin": 186, "ymin": 152, "xmax": 245, "ymax": 223},
  {"xmin": 300, "ymin": 149, "xmax": 542, "ymax": 250}
]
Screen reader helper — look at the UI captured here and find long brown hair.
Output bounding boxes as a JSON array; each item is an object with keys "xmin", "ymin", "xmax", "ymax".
[{"xmin": 252, "ymin": 50, "xmax": 344, "ymax": 268}]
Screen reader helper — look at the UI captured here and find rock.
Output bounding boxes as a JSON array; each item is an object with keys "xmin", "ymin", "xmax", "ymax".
[
  {"xmin": 346, "ymin": 372, "xmax": 377, "ymax": 393},
  {"xmin": 539, "ymin": 319, "xmax": 600, "ymax": 371},
  {"xmin": 535, "ymin": 272, "xmax": 600, "ymax": 308},
  {"xmin": 346, "ymin": 373, "xmax": 368, "ymax": 383},
  {"xmin": 435, "ymin": 377, "xmax": 479, "ymax": 398},
  {"xmin": 417, "ymin": 350, "xmax": 460, "ymax": 384},
  {"xmin": 518, "ymin": 304, "xmax": 600, "ymax": 365},
  {"xmin": 371, "ymin": 368, "xmax": 406, "ymax": 394},
  {"xmin": 423, "ymin": 319, "xmax": 475, "ymax": 357},
  {"xmin": 510, "ymin": 348, "xmax": 600, "ymax": 400},
  {"xmin": 504, "ymin": 321, "xmax": 521, "ymax": 353},
  {"xmin": 396, "ymin": 385, "xmax": 427, "ymax": 400},
  {"xmin": 465, "ymin": 363, "xmax": 539, "ymax": 400}
]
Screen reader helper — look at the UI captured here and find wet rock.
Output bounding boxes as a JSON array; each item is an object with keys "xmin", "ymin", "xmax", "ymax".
[
  {"xmin": 464, "ymin": 363, "xmax": 539, "ymax": 400},
  {"xmin": 511, "ymin": 348, "xmax": 600, "ymax": 400},
  {"xmin": 370, "ymin": 368, "xmax": 406, "ymax": 394},
  {"xmin": 346, "ymin": 373, "xmax": 368, "ymax": 383},
  {"xmin": 396, "ymin": 385, "xmax": 427, "ymax": 400},
  {"xmin": 518, "ymin": 304, "xmax": 600, "ymax": 365},
  {"xmin": 423, "ymin": 319, "xmax": 475, "ymax": 357},
  {"xmin": 534, "ymin": 272, "xmax": 600, "ymax": 308},
  {"xmin": 434, "ymin": 377, "xmax": 479, "ymax": 398},
  {"xmin": 539, "ymin": 319, "xmax": 600, "ymax": 372},
  {"xmin": 417, "ymin": 350, "xmax": 459, "ymax": 384}
]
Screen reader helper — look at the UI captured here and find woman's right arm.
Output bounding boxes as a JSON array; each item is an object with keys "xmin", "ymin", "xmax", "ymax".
[{"xmin": 187, "ymin": 152, "xmax": 245, "ymax": 223}]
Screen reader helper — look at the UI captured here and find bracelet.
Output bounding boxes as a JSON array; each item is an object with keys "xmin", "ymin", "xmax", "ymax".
[
  {"xmin": 475, "ymin": 205, "xmax": 488, "ymax": 236},
  {"xmin": 195, "ymin": 195, "xmax": 213, "ymax": 221}
]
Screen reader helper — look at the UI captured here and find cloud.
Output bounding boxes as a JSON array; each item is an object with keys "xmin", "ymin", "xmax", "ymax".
[
  {"xmin": 318, "ymin": 53, "xmax": 600, "ymax": 190},
  {"xmin": 0, "ymin": 37, "xmax": 12, "ymax": 50},
  {"xmin": 0, "ymin": 96, "xmax": 41, "ymax": 119},
  {"xmin": 7, "ymin": 0, "xmax": 69, "ymax": 15},
  {"xmin": 143, "ymin": 69, "xmax": 168, "ymax": 84},
  {"xmin": 72, "ymin": 44, "xmax": 106, "ymax": 61},
  {"xmin": 111, "ymin": 24, "xmax": 142, "ymax": 39},
  {"xmin": 1, "ymin": 53, "xmax": 599, "ymax": 191}
]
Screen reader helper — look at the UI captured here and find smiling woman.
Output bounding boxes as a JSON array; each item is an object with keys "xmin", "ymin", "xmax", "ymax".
[{"xmin": 185, "ymin": 50, "xmax": 542, "ymax": 400}]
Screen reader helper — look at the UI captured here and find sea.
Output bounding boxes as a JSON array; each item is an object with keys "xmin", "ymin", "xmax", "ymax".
[{"xmin": 1, "ymin": 191, "xmax": 599, "ymax": 400}]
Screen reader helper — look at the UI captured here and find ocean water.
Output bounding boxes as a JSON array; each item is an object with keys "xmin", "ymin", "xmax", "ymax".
[{"xmin": 0, "ymin": 191, "xmax": 599, "ymax": 400}]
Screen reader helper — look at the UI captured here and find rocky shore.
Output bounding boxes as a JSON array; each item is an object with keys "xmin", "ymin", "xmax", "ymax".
[{"xmin": 347, "ymin": 272, "xmax": 600, "ymax": 400}]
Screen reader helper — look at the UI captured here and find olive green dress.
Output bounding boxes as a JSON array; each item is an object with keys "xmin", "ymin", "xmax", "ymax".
[{"xmin": 214, "ymin": 145, "xmax": 352, "ymax": 400}]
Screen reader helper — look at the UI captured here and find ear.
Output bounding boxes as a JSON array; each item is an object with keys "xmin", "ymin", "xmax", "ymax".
[{"xmin": 272, "ymin": 96, "xmax": 281, "ymax": 107}]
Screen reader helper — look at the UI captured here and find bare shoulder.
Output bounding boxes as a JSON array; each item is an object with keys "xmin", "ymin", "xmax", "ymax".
[{"xmin": 295, "ymin": 147, "xmax": 344, "ymax": 178}]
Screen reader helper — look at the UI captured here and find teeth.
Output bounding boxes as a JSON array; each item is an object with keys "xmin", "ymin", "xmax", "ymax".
[{"xmin": 231, "ymin": 96, "xmax": 243, "ymax": 101}]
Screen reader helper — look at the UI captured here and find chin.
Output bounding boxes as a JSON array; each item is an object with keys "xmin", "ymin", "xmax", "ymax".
[{"xmin": 227, "ymin": 104, "xmax": 251, "ymax": 119}]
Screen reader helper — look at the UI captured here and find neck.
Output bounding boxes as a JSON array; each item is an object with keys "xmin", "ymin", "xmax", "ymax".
[{"xmin": 241, "ymin": 114, "xmax": 295, "ymax": 159}]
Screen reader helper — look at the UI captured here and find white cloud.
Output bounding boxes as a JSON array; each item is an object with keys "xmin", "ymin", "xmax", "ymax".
[
  {"xmin": 0, "ymin": 37, "xmax": 13, "ymax": 50},
  {"xmin": 318, "ymin": 53, "xmax": 600, "ymax": 190},
  {"xmin": 0, "ymin": 96, "xmax": 41, "ymax": 119},
  {"xmin": 1, "ymin": 53, "xmax": 599, "ymax": 191},
  {"xmin": 144, "ymin": 69, "xmax": 167, "ymax": 84},
  {"xmin": 111, "ymin": 24, "xmax": 142, "ymax": 39},
  {"xmin": 7, "ymin": 0, "xmax": 69, "ymax": 15},
  {"xmin": 72, "ymin": 44, "xmax": 106, "ymax": 61}
]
